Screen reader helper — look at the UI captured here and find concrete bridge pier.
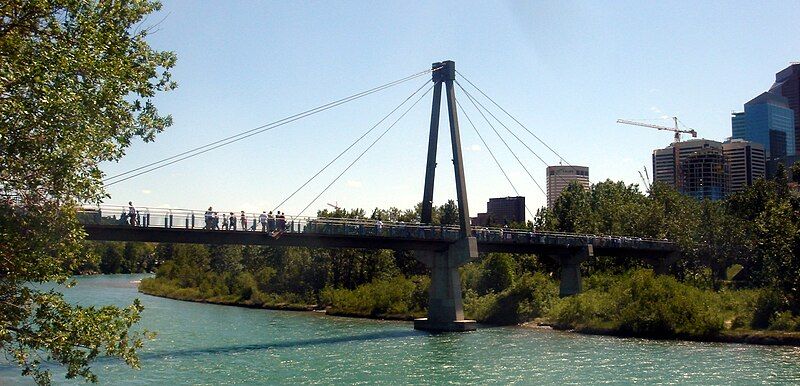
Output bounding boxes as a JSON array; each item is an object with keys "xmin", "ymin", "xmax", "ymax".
[
  {"xmin": 550, "ymin": 246, "xmax": 593, "ymax": 297},
  {"xmin": 414, "ymin": 237, "xmax": 478, "ymax": 332}
]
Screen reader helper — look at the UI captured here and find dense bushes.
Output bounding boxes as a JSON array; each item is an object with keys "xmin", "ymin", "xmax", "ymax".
[
  {"xmin": 549, "ymin": 270, "xmax": 725, "ymax": 337},
  {"xmin": 465, "ymin": 272, "xmax": 558, "ymax": 324},
  {"xmin": 320, "ymin": 276, "xmax": 429, "ymax": 318}
]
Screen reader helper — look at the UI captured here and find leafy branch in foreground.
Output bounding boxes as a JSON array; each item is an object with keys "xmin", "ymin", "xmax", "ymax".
[{"xmin": 1, "ymin": 0, "xmax": 175, "ymax": 383}]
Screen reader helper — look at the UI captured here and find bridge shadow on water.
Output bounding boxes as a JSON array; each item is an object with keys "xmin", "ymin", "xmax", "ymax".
[{"xmin": 139, "ymin": 330, "xmax": 422, "ymax": 360}]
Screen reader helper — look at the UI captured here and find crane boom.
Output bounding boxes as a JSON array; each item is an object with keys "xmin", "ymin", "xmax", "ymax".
[{"xmin": 616, "ymin": 117, "xmax": 698, "ymax": 143}]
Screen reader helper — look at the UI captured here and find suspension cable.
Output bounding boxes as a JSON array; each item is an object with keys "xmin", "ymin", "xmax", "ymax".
[
  {"xmin": 296, "ymin": 85, "xmax": 433, "ymax": 217},
  {"xmin": 103, "ymin": 68, "xmax": 438, "ymax": 186},
  {"xmin": 456, "ymin": 82, "xmax": 547, "ymax": 199},
  {"xmin": 272, "ymin": 80, "xmax": 430, "ymax": 213},
  {"xmin": 456, "ymin": 81, "xmax": 577, "ymax": 190},
  {"xmin": 455, "ymin": 70, "xmax": 573, "ymax": 167},
  {"xmin": 456, "ymin": 99, "xmax": 536, "ymax": 221},
  {"xmin": 455, "ymin": 76, "xmax": 590, "ymax": 196}
]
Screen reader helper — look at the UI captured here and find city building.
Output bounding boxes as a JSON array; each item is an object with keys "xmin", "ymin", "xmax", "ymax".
[
  {"xmin": 731, "ymin": 92, "xmax": 796, "ymax": 158},
  {"xmin": 681, "ymin": 148, "xmax": 728, "ymax": 200},
  {"xmin": 652, "ymin": 139, "xmax": 729, "ymax": 200},
  {"xmin": 766, "ymin": 155, "xmax": 799, "ymax": 179},
  {"xmin": 769, "ymin": 63, "xmax": 800, "ymax": 153},
  {"xmin": 470, "ymin": 196, "xmax": 525, "ymax": 226},
  {"xmin": 546, "ymin": 165, "xmax": 589, "ymax": 208},
  {"xmin": 722, "ymin": 139, "xmax": 766, "ymax": 193}
]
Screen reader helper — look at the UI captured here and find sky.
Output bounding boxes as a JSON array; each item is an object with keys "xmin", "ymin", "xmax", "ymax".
[{"xmin": 101, "ymin": 0, "xmax": 800, "ymax": 218}]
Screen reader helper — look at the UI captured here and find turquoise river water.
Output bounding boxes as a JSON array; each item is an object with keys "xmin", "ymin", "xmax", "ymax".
[{"xmin": 1, "ymin": 274, "xmax": 799, "ymax": 385}]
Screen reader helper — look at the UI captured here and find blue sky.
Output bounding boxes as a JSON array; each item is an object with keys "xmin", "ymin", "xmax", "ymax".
[{"xmin": 101, "ymin": 0, "xmax": 800, "ymax": 218}]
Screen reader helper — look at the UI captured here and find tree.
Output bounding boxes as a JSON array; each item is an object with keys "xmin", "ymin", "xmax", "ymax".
[
  {"xmin": 0, "ymin": 1, "xmax": 175, "ymax": 384},
  {"xmin": 438, "ymin": 199, "xmax": 459, "ymax": 226},
  {"xmin": 479, "ymin": 254, "xmax": 516, "ymax": 294},
  {"xmin": 791, "ymin": 161, "xmax": 800, "ymax": 185},
  {"xmin": 695, "ymin": 199, "xmax": 746, "ymax": 289},
  {"xmin": 550, "ymin": 182, "xmax": 594, "ymax": 233}
]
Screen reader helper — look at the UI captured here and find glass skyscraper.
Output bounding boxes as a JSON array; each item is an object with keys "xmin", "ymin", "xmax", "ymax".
[
  {"xmin": 769, "ymin": 64, "xmax": 800, "ymax": 154},
  {"xmin": 731, "ymin": 92, "xmax": 796, "ymax": 158}
]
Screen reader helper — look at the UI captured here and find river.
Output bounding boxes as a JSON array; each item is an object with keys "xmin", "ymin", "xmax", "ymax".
[{"xmin": 1, "ymin": 274, "xmax": 798, "ymax": 385}]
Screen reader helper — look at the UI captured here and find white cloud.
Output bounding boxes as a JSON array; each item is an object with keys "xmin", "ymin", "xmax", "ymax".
[
  {"xmin": 649, "ymin": 106, "xmax": 663, "ymax": 114},
  {"xmin": 346, "ymin": 180, "xmax": 363, "ymax": 188},
  {"xmin": 141, "ymin": 189, "xmax": 152, "ymax": 195}
]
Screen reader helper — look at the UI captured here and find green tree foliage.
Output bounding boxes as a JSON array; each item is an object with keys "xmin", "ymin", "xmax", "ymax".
[
  {"xmin": 0, "ymin": 1, "xmax": 175, "ymax": 383},
  {"xmin": 465, "ymin": 272, "xmax": 558, "ymax": 325},
  {"xmin": 439, "ymin": 199, "xmax": 459, "ymax": 226},
  {"xmin": 549, "ymin": 270, "xmax": 724, "ymax": 337},
  {"xmin": 478, "ymin": 253, "xmax": 516, "ymax": 294},
  {"xmin": 548, "ymin": 182, "xmax": 594, "ymax": 233},
  {"xmin": 790, "ymin": 161, "xmax": 800, "ymax": 185}
]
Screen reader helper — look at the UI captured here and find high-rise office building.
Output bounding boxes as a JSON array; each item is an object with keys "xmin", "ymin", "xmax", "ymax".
[
  {"xmin": 731, "ymin": 92, "xmax": 796, "ymax": 158},
  {"xmin": 769, "ymin": 63, "xmax": 800, "ymax": 153},
  {"xmin": 470, "ymin": 196, "xmax": 525, "ymax": 226},
  {"xmin": 722, "ymin": 139, "xmax": 766, "ymax": 193},
  {"xmin": 652, "ymin": 139, "xmax": 729, "ymax": 200},
  {"xmin": 546, "ymin": 165, "xmax": 590, "ymax": 208},
  {"xmin": 652, "ymin": 139, "xmax": 722, "ymax": 188},
  {"xmin": 681, "ymin": 148, "xmax": 728, "ymax": 200}
]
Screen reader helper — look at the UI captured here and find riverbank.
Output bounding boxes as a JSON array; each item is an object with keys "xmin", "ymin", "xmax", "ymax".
[
  {"xmin": 139, "ymin": 282, "xmax": 800, "ymax": 347},
  {"xmin": 138, "ymin": 282, "xmax": 419, "ymax": 321},
  {"xmin": 527, "ymin": 322, "xmax": 800, "ymax": 347}
]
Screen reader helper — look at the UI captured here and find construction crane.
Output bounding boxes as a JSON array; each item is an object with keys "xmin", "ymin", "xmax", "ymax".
[
  {"xmin": 616, "ymin": 117, "xmax": 698, "ymax": 143},
  {"xmin": 638, "ymin": 165, "xmax": 652, "ymax": 191},
  {"xmin": 327, "ymin": 202, "xmax": 340, "ymax": 210}
]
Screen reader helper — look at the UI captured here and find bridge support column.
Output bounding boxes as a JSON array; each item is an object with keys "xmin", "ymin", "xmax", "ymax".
[
  {"xmin": 552, "ymin": 246, "xmax": 592, "ymax": 297},
  {"xmin": 414, "ymin": 237, "xmax": 478, "ymax": 332},
  {"xmin": 414, "ymin": 60, "xmax": 478, "ymax": 332}
]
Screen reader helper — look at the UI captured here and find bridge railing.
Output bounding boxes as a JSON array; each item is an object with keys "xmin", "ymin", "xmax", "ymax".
[{"xmin": 76, "ymin": 205, "xmax": 675, "ymax": 249}]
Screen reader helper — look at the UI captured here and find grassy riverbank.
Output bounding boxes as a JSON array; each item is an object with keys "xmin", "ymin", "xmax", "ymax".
[
  {"xmin": 139, "ymin": 266, "xmax": 800, "ymax": 346},
  {"xmin": 540, "ymin": 270, "xmax": 800, "ymax": 345}
]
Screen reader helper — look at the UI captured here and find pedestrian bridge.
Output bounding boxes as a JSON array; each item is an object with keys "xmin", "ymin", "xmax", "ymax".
[
  {"xmin": 79, "ymin": 205, "xmax": 680, "ymax": 298},
  {"xmin": 80, "ymin": 205, "xmax": 676, "ymax": 256}
]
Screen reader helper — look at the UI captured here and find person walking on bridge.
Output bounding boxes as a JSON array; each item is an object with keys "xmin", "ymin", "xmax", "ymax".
[
  {"xmin": 127, "ymin": 202, "xmax": 137, "ymax": 226},
  {"xmin": 240, "ymin": 211, "xmax": 247, "ymax": 231},
  {"xmin": 229, "ymin": 212, "xmax": 236, "ymax": 231},
  {"xmin": 204, "ymin": 207, "xmax": 213, "ymax": 229},
  {"xmin": 267, "ymin": 211, "xmax": 275, "ymax": 232},
  {"xmin": 259, "ymin": 211, "xmax": 267, "ymax": 232},
  {"xmin": 277, "ymin": 211, "xmax": 285, "ymax": 231}
]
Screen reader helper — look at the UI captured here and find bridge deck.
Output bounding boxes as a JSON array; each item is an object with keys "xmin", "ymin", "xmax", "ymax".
[{"xmin": 81, "ymin": 223, "xmax": 678, "ymax": 258}]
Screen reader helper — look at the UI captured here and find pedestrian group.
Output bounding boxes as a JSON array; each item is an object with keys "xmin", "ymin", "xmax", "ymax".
[{"xmin": 202, "ymin": 207, "xmax": 287, "ymax": 233}]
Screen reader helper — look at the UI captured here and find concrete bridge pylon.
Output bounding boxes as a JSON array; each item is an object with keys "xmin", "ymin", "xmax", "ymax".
[{"xmin": 414, "ymin": 60, "xmax": 478, "ymax": 332}]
